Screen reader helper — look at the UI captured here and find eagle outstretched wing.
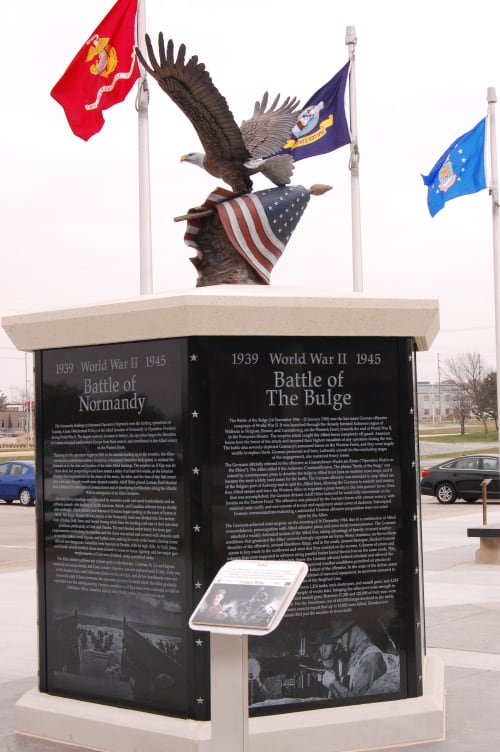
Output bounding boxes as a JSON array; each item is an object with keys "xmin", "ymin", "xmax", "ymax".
[
  {"xmin": 241, "ymin": 92, "xmax": 301, "ymax": 159},
  {"xmin": 137, "ymin": 34, "xmax": 300, "ymax": 193},
  {"xmin": 140, "ymin": 34, "xmax": 250, "ymax": 167}
]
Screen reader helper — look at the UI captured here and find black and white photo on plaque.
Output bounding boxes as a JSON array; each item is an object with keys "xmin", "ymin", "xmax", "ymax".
[
  {"xmin": 48, "ymin": 593, "xmax": 186, "ymax": 713},
  {"xmin": 246, "ymin": 605, "xmax": 401, "ymax": 708},
  {"xmin": 193, "ymin": 582, "xmax": 287, "ymax": 629}
]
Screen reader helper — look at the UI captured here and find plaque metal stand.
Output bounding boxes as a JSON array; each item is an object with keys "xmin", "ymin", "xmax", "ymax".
[{"xmin": 189, "ymin": 559, "xmax": 308, "ymax": 752}]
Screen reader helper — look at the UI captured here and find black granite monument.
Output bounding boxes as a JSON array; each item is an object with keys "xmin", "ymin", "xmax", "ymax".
[{"xmin": 36, "ymin": 334, "xmax": 422, "ymax": 719}]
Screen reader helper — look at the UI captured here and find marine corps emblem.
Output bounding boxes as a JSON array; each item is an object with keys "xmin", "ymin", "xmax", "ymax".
[{"xmin": 86, "ymin": 34, "xmax": 118, "ymax": 78}]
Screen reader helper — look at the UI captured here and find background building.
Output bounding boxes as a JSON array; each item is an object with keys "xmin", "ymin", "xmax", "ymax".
[
  {"xmin": 416, "ymin": 381, "xmax": 461, "ymax": 422},
  {"xmin": 0, "ymin": 402, "xmax": 34, "ymax": 439}
]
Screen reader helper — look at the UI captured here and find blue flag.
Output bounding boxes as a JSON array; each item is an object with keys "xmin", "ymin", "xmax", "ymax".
[
  {"xmin": 422, "ymin": 118, "xmax": 487, "ymax": 217},
  {"xmin": 278, "ymin": 63, "xmax": 351, "ymax": 162}
]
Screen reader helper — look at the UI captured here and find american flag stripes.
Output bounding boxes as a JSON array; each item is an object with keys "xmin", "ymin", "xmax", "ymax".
[{"xmin": 184, "ymin": 185, "xmax": 311, "ymax": 284}]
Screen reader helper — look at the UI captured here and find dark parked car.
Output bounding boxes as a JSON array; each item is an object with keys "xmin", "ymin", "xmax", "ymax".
[
  {"xmin": 0, "ymin": 460, "xmax": 35, "ymax": 505},
  {"xmin": 420, "ymin": 454, "xmax": 499, "ymax": 504}
]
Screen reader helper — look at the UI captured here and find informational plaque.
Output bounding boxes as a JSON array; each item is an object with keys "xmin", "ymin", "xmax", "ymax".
[
  {"xmin": 36, "ymin": 334, "xmax": 422, "ymax": 721},
  {"xmin": 37, "ymin": 339, "xmax": 199, "ymax": 717},
  {"xmin": 190, "ymin": 560, "xmax": 308, "ymax": 634},
  {"xmin": 193, "ymin": 336, "xmax": 421, "ymax": 715}
]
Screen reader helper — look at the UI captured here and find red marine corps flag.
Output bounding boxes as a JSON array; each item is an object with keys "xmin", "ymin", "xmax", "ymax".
[{"xmin": 51, "ymin": 0, "xmax": 140, "ymax": 140}]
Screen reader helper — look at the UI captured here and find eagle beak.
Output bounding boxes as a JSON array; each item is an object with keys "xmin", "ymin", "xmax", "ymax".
[{"xmin": 180, "ymin": 154, "xmax": 189, "ymax": 162}]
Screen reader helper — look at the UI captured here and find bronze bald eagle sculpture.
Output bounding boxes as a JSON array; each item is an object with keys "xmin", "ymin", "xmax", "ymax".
[{"xmin": 137, "ymin": 34, "xmax": 301, "ymax": 195}]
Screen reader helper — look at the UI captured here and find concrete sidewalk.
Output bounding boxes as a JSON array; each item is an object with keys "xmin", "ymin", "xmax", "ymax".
[
  {"xmin": 419, "ymin": 439, "xmax": 499, "ymax": 460},
  {"xmin": 1, "ymin": 511, "xmax": 500, "ymax": 751}
]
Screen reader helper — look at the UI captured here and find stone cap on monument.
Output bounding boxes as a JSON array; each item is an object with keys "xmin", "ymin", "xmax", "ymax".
[{"xmin": 1, "ymin": 285, "xmax": 439, "ymax": 352}]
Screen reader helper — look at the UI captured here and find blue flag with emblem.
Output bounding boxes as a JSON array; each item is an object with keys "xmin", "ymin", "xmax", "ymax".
[
  {"xmin": 277, "ymin": 63, "xmax": 351, "ymax": 162},
  {"xmin": 422, "ymin": 118, "xmax": 487, "ymax": 217}
]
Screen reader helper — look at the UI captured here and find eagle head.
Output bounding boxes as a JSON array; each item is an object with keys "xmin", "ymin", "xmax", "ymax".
[{"xmin": 181, "ymin": 152, "xmax": 206, "ymax": 168}]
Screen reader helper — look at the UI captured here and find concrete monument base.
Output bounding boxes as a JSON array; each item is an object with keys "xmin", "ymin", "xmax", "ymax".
[
  {"xmin": 3, "ymin": 286, "xmax": 442, "ymax": 751},
  {"xmin": 15, "ymin": 654, "xmax": 444, "ymax": 752}
]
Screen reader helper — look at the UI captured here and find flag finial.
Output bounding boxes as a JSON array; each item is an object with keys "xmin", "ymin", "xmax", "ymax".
[{"xmin": 345, "ymin": 26, "xmax": 357, "ymax": 45}]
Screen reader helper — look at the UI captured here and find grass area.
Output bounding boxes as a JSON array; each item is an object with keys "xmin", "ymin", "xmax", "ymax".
[
  {"xmin": 419, "ymin": 430, "xmax": 498, "ymax": 445},
  {"xmin": 419, "ymin": 421, "xmax": 498, "ymax": 462},
  {"xmin": 419, "ymin": 421, "xmax": 497, "ymax": 440},
  {"xmin": 3, "ymin": 424, "xmax": 497, "ymax": 466},
  {"xmin": 0, "ymin": 451, "xmax": 35, "ymax": 463}
]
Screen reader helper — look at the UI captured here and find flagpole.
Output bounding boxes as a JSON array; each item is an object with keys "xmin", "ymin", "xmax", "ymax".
[
  {"xmin": 487, "ymin": 87, "xmax": 500, "ymax": 441},
  {"xmin": 345, "ymin": 25, "xmax": 363, "ymax": 292},
  {"xmin": 137, "ymin": 0, "xmax": 153, "ymax": 295}
]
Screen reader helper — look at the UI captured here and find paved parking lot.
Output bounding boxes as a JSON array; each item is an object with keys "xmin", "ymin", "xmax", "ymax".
[
  {"xmin": 0, "ymin": 505, "xmax": 36, "ymax": 572},
  {"xmin": 1, "ymin": 489, "xmax": 500, "ymax": 751}
]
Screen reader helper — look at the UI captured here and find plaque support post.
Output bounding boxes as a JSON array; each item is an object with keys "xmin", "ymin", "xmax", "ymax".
[
  {"xmin": 210, "ymin": 632, "xmax": 249, "ymax": 752},
  {"xmin": 191, "ymin": 560, "xmax": 308, "ymax": 752}
]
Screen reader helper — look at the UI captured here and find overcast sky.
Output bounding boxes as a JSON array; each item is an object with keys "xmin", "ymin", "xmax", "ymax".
[{"xmin": 1, "ymin": 0, "xmax": 499, "ymax": 399}]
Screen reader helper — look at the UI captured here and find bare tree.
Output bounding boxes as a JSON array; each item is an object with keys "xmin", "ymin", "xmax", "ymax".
[
  {"xmin": 450, "ymin": 388, "xmax": 471, "ymax": 435},
  {"xmin": 0, "ymin": 391, "xmax": 7, "ymax": 411},
  {"xmin": 443, "ymin": 353, "xmax": 490, "ymax": 433}
]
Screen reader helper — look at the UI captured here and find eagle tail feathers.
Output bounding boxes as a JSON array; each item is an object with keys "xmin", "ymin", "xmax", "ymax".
[{"xmin": 249, "ymin": 154, "xmax": 295, "ymax": 186}]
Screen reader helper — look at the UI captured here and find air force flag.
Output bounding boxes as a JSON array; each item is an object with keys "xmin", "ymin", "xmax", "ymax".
[{"xmin": 422, "ymin": 118, "xmax": 487, "ymax": 217}]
